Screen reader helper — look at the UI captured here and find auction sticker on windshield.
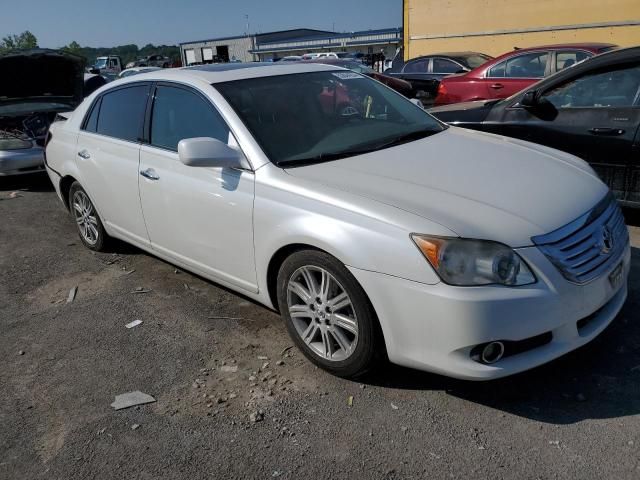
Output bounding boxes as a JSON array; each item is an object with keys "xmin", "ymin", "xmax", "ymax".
[{"xmin": 332, "ymin": 72, "xmax": 361, "ymax": 80}]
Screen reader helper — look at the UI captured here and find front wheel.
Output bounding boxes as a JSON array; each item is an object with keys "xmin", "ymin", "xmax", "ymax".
[
  {"xmin": 276, "ymin": 250, "xmax": 384, "ymax": 378},
  {"xmin": 68, "ymin": 182, "xmax": 108, "ymax": 251}
]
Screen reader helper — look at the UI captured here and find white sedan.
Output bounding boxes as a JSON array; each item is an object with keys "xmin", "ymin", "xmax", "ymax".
[{"xmin": 44, "ymin": 63, "xmax": 630, "ymax": 380}]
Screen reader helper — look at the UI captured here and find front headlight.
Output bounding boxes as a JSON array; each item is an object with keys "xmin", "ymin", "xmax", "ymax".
[
  {"xmin": 411, "ymin": 235, "xmax": 536, "ymax": 286},
  {"xmin": 0, "ymin": 138, "xmax": 32, "ymax": 150}
]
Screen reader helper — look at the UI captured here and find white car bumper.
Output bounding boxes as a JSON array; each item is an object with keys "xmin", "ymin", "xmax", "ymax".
[{"xmin": 349, "ymin": 245, "xmax": 630, "ymax": 380}]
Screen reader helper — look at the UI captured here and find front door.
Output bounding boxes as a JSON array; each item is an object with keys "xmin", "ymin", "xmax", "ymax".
[
  {"xmin": 138, "ymin": 83, "xmax": 257, "ymax": 292},
  {"xmin": 496, "ymin": 63, "xmax": 640, "ymax": 202},
  {"xmin": 75, "ymin": 83, "xmax": 151, "ymax": 246}
]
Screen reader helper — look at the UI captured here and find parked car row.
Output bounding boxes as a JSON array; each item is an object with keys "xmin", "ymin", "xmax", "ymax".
[
  {"xmin": 434, "ymin": 43, "xmax": 616, "ymax": 105},
  {"xmin": 389, "ymin": 43, "xmax": 617, "ymax": 106}
]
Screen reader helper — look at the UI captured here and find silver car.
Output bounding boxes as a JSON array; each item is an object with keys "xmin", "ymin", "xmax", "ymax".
[{"xmin": 1, "ymin": 49, "xmax": 84, "ymax": 176}]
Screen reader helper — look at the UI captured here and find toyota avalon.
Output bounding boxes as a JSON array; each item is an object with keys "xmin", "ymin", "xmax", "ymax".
[{"xmin": 44, "ymin": 63, "xmax": 630, "ymax": 380}]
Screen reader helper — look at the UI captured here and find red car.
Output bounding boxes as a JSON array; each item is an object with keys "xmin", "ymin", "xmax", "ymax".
[{"xmin": 434, "ymin": 43, "xmax": 617, "ymax": 106}]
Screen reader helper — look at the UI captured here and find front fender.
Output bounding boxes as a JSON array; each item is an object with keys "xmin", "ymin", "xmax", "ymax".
[{"xmin": 253, "ymin": 165, "xmax": 451, "ymax": 307}]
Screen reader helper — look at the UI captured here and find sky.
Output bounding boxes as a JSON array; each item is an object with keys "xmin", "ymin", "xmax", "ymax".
[{"xmin": 1, "ymin": 0, "xmax": 402, "ymax": 48}]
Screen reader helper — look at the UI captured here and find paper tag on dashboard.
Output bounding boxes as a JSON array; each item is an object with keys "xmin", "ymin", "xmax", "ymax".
[{"xmin": 332, "ymin": 72, "xmax": 361, "ymax": 80}]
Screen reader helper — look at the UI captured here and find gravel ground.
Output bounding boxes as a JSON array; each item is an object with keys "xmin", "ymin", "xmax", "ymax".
[{"xmin": 1, "ymin": 173, "xmax": 640, "ymax": 480}]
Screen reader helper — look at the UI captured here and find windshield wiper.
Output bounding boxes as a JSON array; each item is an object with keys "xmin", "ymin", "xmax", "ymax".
[
  {"xmin": 373, "ymin": 128, "xmax": 440, "ymax": 150},
  {"xmin": 277, "ymin": 145, "xmax": 383, "ymax": 168},
  {"xmin": 277, "ymin": 128, "xmax": 441, "ymax": 168}
]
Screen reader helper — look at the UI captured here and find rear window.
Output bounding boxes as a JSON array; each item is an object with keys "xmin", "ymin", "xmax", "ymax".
[
  {"xmin": 95, "ymin": 85, "xmax": 149, "ymax": 142},
  {"xmin": 460, "ymin": 54, "xmax": 493, "ymax": 69}
]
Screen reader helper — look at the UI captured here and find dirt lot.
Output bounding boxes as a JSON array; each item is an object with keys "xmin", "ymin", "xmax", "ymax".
[{"xmin": 1, "ymin": 173, "xmax": 640, "ymax": 479}]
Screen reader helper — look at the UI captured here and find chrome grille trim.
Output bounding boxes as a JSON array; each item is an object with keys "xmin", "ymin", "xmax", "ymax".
[{"xmin": 532, "ymin": 193, "xmax": 629, "ymax": 284}]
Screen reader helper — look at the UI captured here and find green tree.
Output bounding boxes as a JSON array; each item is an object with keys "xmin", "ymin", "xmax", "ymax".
[
  {"xmin": 0, "ymin": 30, "xmax": 38, "ymax": 53},
  {"xmin": 63, "ymin": 40, "xmax": 82, "ymax": 53}
]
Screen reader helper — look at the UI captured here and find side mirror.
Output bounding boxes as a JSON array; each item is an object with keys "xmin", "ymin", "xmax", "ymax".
[
  {"xmin": 178, "ymin": 137, "xmax": 245, "ymax": 169},
  {"xmin": 520, "ymin": 90, "xmax": 538, "ymax": 108}
]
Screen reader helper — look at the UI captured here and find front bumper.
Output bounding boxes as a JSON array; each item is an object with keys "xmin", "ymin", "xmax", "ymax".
[
  {"xmin": 349, "ymin": 244, "xmax": 630, "ymax": 380},
  {"xmin": 0, "ymin": 146, "xmax": 45, "ymax": 176}
]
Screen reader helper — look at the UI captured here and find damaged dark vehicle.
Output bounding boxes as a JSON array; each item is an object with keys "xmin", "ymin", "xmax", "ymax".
[{"xmin": 0, "ymin": 49, "xmax": 84, "ymax": 176}]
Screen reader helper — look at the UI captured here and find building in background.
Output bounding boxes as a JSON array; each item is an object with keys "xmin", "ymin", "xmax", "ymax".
[
  {"xmin": 403, "ymin": 0, "xmax": 640, "ymax": 59},
  {"xmin": 180, "ymin": 28, "xmax": 401, "ymax": 65}
]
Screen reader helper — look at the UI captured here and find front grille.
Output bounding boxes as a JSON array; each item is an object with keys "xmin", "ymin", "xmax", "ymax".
[{"xmin": 532, "ymin": 193, "xmax": 629, "ymax": 284}]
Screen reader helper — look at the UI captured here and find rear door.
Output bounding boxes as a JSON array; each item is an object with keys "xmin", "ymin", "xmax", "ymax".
[
  {"xmin": 138, "ymin": 83, "xmax": 257, "ymax": 291},
  {"xmin": 483, "ymin": 51, "xmax": 550, "ymax": 99},
  {"xmin": 75, "ymin": 83, "xmax": 151, "ymax": 246},
  {"xmin": 496, "ymin": 63, "xmax": 640, "ymax": 202}
]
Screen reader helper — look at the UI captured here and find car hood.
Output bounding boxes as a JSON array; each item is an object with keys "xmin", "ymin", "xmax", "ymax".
[
  {"xmin": 429, "ymin": 99, "xmax": 498, "ymax": 123},
  {"xmin": 284, "ymin": 127, "xmax": 608, "ymax": 247},
  {"xmin": 0, "ymin": 49, "xmax": 85, "ymax": 113}
]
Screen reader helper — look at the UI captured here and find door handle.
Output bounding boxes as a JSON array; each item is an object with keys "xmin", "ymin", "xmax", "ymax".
[
  {"xmin": 140, "ymin": 168, "xmax": 160, "ymax": 180},
  {"xmin": 588, "ymin": 127, "xmax": 625, "ymax": 136},
  {"xmin": 490, "ymin": 83, "xmax": 504, "ymax": 90},
  {"xmin": 77, "ymin": 150, "xmax": 90, "ymax": 159}
]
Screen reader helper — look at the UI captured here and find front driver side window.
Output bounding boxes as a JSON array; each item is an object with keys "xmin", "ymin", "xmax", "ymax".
[
  {"xmin": 542, "ymin": 64, "xmax": 640, "ymax": 108},
  {"xmin": 150, "ymin": 85, "xmax": 230, "ymax": 151}
]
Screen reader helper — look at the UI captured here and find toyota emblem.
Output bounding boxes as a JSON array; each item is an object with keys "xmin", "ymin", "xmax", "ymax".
[{"xmin": 600, "ymin": 225, "xmax": 614, "ymax": 254}]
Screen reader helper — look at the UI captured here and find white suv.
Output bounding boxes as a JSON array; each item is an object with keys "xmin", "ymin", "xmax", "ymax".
[{"xmin": 44, "ymin": 63, "xmax": 630, "ymax": 380}]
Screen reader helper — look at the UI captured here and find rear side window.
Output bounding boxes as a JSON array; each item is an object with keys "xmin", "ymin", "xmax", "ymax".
[
  {"xmin": 555, "ymin": 51, "xmax": 590, "ymax": 71},
  {"xmin": 150, "ymin": 85, "xmax": 229, "ymax": 151},
  {"xmin": 96, "ymin": 85, "xmax": 149, "ymax": 142},
  {"xmin": 83, "ymin": 98, "xmax": 101, "ymax": 133},
  {"xmin": 432, "ymin": 58, "xmax": 460, "ymax": 74}
]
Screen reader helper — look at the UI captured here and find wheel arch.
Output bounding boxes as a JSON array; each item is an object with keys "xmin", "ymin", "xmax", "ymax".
[
  {"xmin": 59, "ymin": 175, "xmax": 79, "ymax": 210},
  {"xmin": 265, "ymin": 242, "xmax": 389, "ymax": 366},
  {"xmin": 266, "ymin": 243, "xmax": 323, "ymax": 313},
  {"xmin": 266, "ymin": 243, "xmax": 387, "ymax": 355}
]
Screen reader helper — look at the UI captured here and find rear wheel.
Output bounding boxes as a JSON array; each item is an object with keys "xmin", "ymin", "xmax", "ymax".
[
  {"xmin": 276, "ymin": 250, "xmax": 383, "ymax": 378},
  {"xmin": 68, "ymin": 182, "xmax": 108, "ymax": 251}
]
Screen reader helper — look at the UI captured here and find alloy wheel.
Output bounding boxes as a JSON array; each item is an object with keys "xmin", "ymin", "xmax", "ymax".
[
  {"xmin": 72, "ymin": 190, "xmax": 99, "ymax": 246},
  {"xmin": 286, "ymin": 265, "xmax": 358, "ymax": 361}
]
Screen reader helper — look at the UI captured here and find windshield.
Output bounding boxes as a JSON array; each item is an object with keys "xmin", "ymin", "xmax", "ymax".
[
  {"xmin": 95, "ymin": 58, "xmax": 107, "ymax": 69},
  {"xmin": 215, "ymin": 71, "xmax": 445, "ymax": 167}
]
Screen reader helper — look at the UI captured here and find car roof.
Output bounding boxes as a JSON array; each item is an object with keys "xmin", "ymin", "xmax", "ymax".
[
  {"xmin": 117, "ymin": 62, "xmax": 342, "ymax": 84},
  {"xmin": 490, "ymin": 43, "xmax": 616, "ymax": 60},
  {"xmin": 411, "ymin": 52, "xmax": 490, "ymax": 59}
]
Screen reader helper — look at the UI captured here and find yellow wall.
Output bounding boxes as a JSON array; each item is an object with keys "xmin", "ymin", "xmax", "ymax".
[{"xmin": 404, "ymin": 0, "xmax": 640, "ymax": 59}]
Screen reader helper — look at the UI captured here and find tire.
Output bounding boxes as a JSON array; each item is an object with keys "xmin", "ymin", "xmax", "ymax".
[
  {"xmin": 68, "ymin": 182, "xmax": 108, "ymax": 251},
  {"xmin": 276, "ymin": 249, "xmax": 384, "ymax": 378}
]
